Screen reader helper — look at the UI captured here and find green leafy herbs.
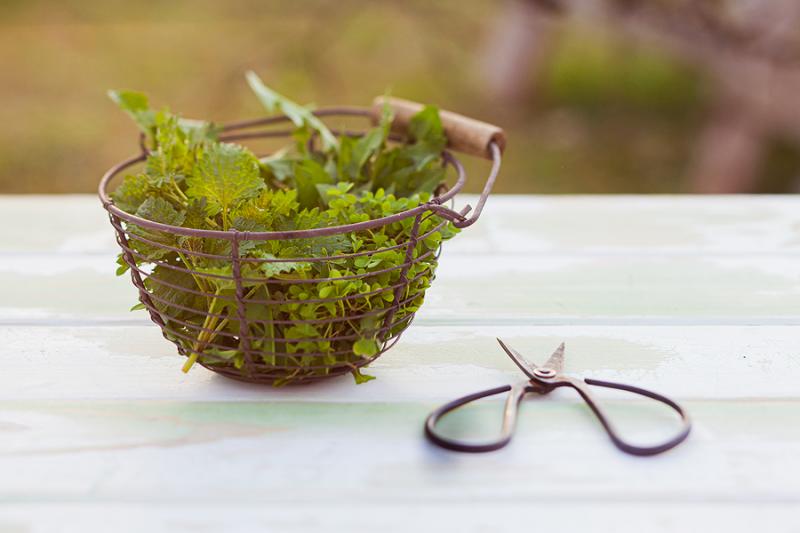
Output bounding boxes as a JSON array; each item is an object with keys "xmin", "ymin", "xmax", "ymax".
[
  {"xmin": 110, "ymin": 74, "xmax": 457, "ymax": 385},
  {"xmin": 246, "ymin": 71, "xmax": 339, "ymax": 152},
  {"xmin": 187, "ymin": 142, "xmax": 265, "ymax": 229}
]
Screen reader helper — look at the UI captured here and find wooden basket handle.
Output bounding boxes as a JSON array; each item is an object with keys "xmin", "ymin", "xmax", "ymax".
[{"xmin": 371, "ymin": 96, "xmax": 506, "ymax": 160}]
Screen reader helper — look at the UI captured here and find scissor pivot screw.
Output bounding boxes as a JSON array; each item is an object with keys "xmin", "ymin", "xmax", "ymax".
[{"xmin": 533, "ymin": 368, "xmax": 556, "ymax": 379}]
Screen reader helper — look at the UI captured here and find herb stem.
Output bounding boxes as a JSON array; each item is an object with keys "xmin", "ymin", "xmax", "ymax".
[
  {"xmin": 183, "ymin": 286, "xmax": 224, "ymax": 372},
  {"xmin": 261, "ymin": 284, "xmax": 277, "ymax": 366},
  {"xmin": 177, "ymin": 251, "xmax": 210, "ymax": 298},
  {"xmin": 171, "ymin": 179, "xmax": 188, "ymax": 202},
  {"xmin": 182, "ymin": 284, "xmax": 260, "ymax": 373}
]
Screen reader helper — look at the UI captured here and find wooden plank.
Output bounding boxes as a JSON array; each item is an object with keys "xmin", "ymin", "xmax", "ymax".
[
  {"xmin": 1, "ymin": 503, "xmax": 798, "ymax": 533},
  {"xmin": 0, "ymin": 195, "xmax": 115, "ymax": 254},
  {"xmin": 2, "ymin": 252, "xmax": 800, "ymax": 324},
  {"xmin": 4, "ymin": 195, "xmax": 800, "ymax": 255},
  {"xmin": 2, "ymin": 194, "xmax": 798, "ymax": 532},
  {"xmin": 454, "ymin": 194, "xmax": 800, "ymax": 256},
  {"xmin": 1, "ymin": 400, "xmax": 798, "ymax": 506},
  {"xmin": 1, "ymin": 325, "xmax": 797, "ymax": 401}
]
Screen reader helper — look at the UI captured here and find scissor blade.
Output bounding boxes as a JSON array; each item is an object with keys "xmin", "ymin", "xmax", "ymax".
[
  {"xmin": 542, "ymin": 342, "xmax": 566, "ymax": 374},
  {"xmin": 496, "ymin": 338, "xmax": 538, "ymax": 379}
]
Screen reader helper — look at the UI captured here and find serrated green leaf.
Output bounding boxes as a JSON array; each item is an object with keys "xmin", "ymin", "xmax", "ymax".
[
  {"xmin": 252, "ymin": 251, "xmax": 309, "ymax": 278},
  {"xmin": 112, "ymin": 173, "xmax": 152, "ymax": 213},
  {"xmin": 187, "ymin": 142, "xmax": 265, "ymax": 228},
  {"xmin": 135, "ymin": 196, "xmax": 185, "ymax": 226},
  {"xmin": 125, "ymin": 197, "xmax": 186, "ymax": 262},
  {"xmin": 144, "ymin": 265, "xmax": 206, "ymax": 319},
  {"xmin": 108, "ymin": 89, "xmax": 155, "ymax": 134}
]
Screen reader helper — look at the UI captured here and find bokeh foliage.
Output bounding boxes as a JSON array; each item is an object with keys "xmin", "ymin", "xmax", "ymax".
[{"xmin": 5, "ymin": 0, "xmax": 794, "ymax": 194}]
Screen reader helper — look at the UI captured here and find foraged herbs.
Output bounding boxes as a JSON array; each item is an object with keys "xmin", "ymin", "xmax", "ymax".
[{"xmin": 110, "ymin": 72, "xmax": 457, "ymax": 385}]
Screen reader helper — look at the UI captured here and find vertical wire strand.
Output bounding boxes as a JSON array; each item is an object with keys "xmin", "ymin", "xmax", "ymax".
[
  {"xmin": 231, "ymin": 232, "xmax": 255, "ymax": 372},
  {"xmin": 112, "ymin": 215, "xmax": 178, "ymax": 353},
  {"xmin": 380, "ymin": 213, "xmax": 424, "ymax": 343}
]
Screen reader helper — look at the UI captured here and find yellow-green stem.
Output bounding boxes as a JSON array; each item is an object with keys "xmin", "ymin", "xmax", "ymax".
[
  {"xmin": 183, "ymin": 287, "xmax": 223, "ymax": 373},
  {"xmin": 177, "ymin": 251, "xmax": 210, "ymax": 297},
  {"xmin": 182, "ymin": 284, "xmax": 260, "ymax": 372},
  {"xmin": 263, "ymin": 284, "xmax": 276, "ymax": 365}
]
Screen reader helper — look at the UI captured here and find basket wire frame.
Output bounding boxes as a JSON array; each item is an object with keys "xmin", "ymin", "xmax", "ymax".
[{"xmin": 100, "ymin": 107, "xmax": 502, "ymax": 385}]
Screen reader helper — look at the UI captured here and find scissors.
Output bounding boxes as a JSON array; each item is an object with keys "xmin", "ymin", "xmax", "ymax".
[{"xmin": 424, "ymin": 339, "xmax": 691, "ymax": 456}]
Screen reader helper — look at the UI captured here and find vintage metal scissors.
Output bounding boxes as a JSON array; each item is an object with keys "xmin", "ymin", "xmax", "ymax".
[{"xmin": 425, "ymin": 339, "xmax": 691, "ymax": 456}]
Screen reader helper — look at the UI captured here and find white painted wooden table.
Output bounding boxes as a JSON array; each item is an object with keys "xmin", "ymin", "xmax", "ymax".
[{"xmin": 2, "ymin": 195, "xmax": 800, "ymax": 532}]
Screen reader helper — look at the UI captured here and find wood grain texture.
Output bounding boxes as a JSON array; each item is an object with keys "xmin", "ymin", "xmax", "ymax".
[
  {"xmin": 3, "ymin": 195, "xmax": 800, "ymax": 255},
  {"xmin": 2, "ymin": 253, "xmax": 799, "ymax": 324},
  {"xmin": 0, "ymin": 325, "xmax": 797, "ymax": 401},
  {"xmin": 1, "ymin": 195, "xmax": 799, "ymax": 533},
  {"xmin": 1, "ymin": 504, "xmax": 798, "ymax": 533},
  {"xmin": 372, "ymin": 97, "xmax": 505, "ymax": 159}
]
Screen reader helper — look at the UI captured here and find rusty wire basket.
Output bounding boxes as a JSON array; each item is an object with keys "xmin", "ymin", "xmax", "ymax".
[{"xmin": 99, "ymin": 97, "xmax": 504, "ymax": 385}]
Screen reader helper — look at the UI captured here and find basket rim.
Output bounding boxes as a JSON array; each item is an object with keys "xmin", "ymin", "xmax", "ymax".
[{"xmin": 98, "ymin": 106, "xmax": 471, "ymax": 241}]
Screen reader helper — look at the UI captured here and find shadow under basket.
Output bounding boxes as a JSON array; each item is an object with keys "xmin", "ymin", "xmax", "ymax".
[{"xmin": 98, "ymin": 97, "xmax": 505, "ymax": 385}]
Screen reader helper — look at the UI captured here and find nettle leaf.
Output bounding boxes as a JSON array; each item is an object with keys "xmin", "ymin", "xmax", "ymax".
[
  {"xmin": 127, "ymin": 197, "xmax": 186, "ymax": 261},
  {"xmin": 246, "ymin": 71, "xmax": 338, "ymax": 152},
  {"xmin": 305, "ymin": 233, "xmax": 352, "ymax": 257},
  {"xmin": 252, "ymin": 251, "xmax": 309, "ymax": 278},
  {"xmin": 176, "ymin": 117, "xmax": 219, "ymax": 144},
  {"xmin": 112, "ymin": 173, "xmax": 151, "ymax": 213},
  {"xmin": 135, "ymin": 196, "xmax": 186, "ymax": 226},
  {"xmin": 294, "ymin": 159, "xmax": 333, "ymax": 209},
  {"xmin": 187, "ymin": 142, "xmax": 265, "ymax": 228},
  {"xmin": 408, "ymin": 105, "xmax": 445, "ymax": 146},
  {"xmin": 110, "ymin": 90, "xmax": 216, "ymax": 150},
  {"xmin": 194, "ymin": 264, "xmax": 237, "ymax": 291},
  {"xmin": 108, "ymin": 89, "xmax": 155, "ymax": 135},
  {"xmin": 144, "ymin": 265, "xmax": 206, "ymax": 319},
  {"xmin": 146, "ymin": 116, "xmax": 193, "ymax": 183},
  {"xmin": 269, "ymin": 189, "xmax": 300, "ymax": 216},
  {"xmin": 182, "ymin": 198, "xmax": 209, "ymax": 229},
  {"xmin": 262, "ymin": 158, "xmax": 295, "ymax": 183},
  {"xmin": 232, "ymin": 189, "xmax": 301, "ymax": 232}
]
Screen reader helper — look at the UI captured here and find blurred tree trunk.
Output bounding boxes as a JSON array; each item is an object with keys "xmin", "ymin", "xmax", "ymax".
[
  {"xmin": 479, "ymin": 0, "xmax": 556, "ymax": 104},
  {"xmin": 608, "ymin": 0, "xmax": 800, "ymax": 192},
  {"xmin": 482, "ymin": 0, "xmax": 800, "ymax": 193},
  {"xmin": 688, "ymin": 104, "xmax": 765, "ymax": 193}
]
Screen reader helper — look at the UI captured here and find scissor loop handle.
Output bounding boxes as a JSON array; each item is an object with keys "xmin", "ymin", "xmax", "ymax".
[
  {"xmin": 570, "ymin": 377, "xmax": 692, "ymax": 456},
  {"xmin": 425, "ymin": 377, "xmax": 691, "ymax": 456},
  {"xmin": 424, "ymin": 383, "xmax": 529, "ymax": 453}
]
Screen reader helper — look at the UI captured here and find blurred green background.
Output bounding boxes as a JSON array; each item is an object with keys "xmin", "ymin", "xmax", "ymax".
[{"xmin": 2, "ymin": 0, "xmax": 799, "ymax": 194}]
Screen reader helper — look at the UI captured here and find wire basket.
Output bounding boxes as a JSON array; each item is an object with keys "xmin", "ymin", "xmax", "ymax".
[{"xmin": 99, "ymin": 97, "xmax": 504, "ymax": 385}]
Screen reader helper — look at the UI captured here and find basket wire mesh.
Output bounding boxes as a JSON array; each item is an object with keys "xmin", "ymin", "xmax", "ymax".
[{"xmin": 99, "ymin": 105, "xmax": 502, "ymax": 385}]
